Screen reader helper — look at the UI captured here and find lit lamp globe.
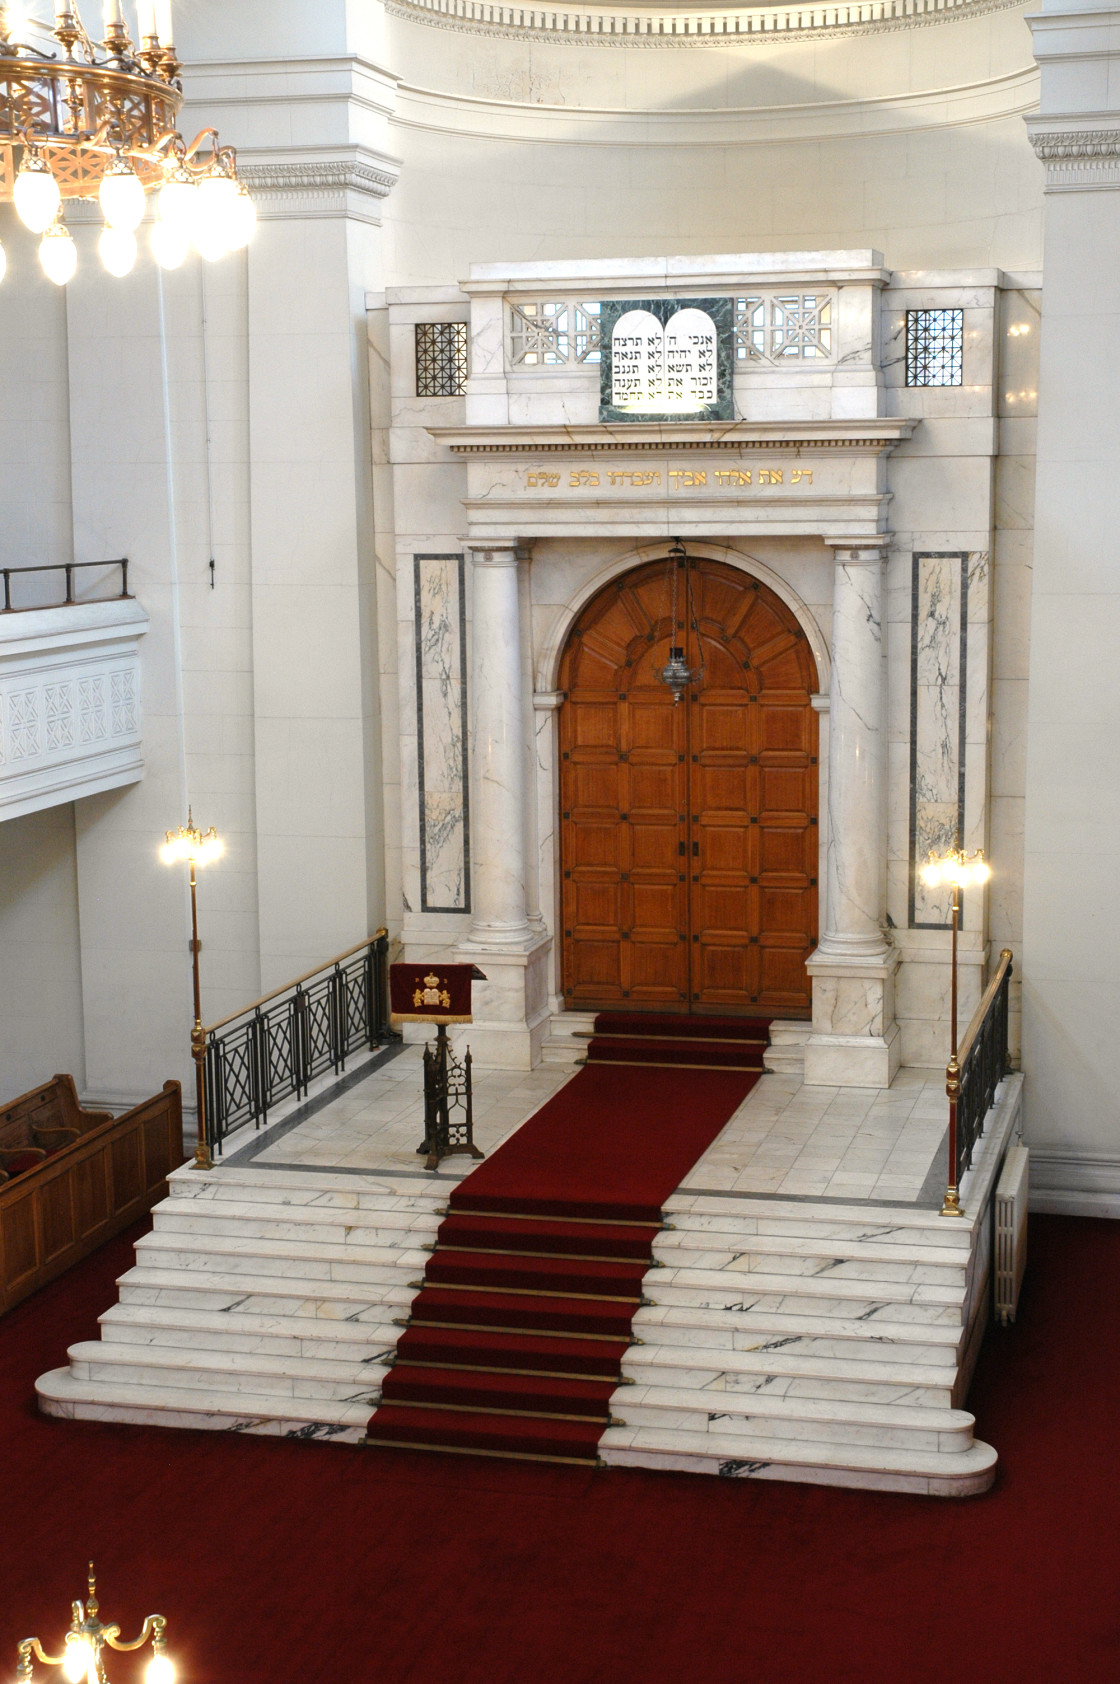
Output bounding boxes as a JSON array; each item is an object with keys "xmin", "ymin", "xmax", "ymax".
[
  {"xmin": 14, "ymin": 155, "xmax": 61, "ymax": 233},
  {"xmin": 62, "ymin": 1637, "xmax": 94, "ymax": 1684},
  {"xmin": 225, "ymin": 184, "xmax": 257, "ymax": 250},
  {"xmin": 158, "ymin": 173, "xmax": 197, "ymax": 235},
  {"xmin": 39, "ymin": 222, "xmax": 77, "ymax": 286},
  {"xmin": 193, "ymin": 173, "xmax": 239, "ymax": 260},
  {"xmin": 98, "ymin": 158, "xmax": 146, "ymax": 232},
  {"xmin": 99, "ymin": 226, "xmax": 137, "ymax": 277},
  {"xmin": 151, "ymin": 218, "xmax": 191, "ymax": 270},
  {"xmin": 146, "ymin": 1654, "xmax": 176, "ymax": 1684}
]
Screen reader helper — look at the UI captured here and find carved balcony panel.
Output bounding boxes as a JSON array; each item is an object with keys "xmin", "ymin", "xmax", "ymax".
[{"xmin": 0, "ymin": 599, "xmax": 149, "ymax": 822}]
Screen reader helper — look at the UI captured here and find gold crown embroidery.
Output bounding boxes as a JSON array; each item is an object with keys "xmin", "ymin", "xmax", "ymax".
[{"xmin": 413, "ymin": 972, "xmax": 451, "ymax": 1009}]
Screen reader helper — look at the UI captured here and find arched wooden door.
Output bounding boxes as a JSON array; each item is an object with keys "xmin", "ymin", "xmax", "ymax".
[{"xmin": 558, "ymin": 555, "xmax": 819, "ymax": 1017}]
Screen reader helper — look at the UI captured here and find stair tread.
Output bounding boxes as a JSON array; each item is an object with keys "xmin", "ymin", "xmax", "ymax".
[
  {"xmin": 100, "ymin": 1302, "xmax": 400, "ymax": 1346},
  {"xmin": 600, "ymin": 1424, "xmax": 997, "ymax": 1475},
  {"xmin": 636, "ymin": 1304, "xmax": 960, "ymax": 1345},
  {"xmin": 382, "ymin": 1367, "xmax": 614, "ymax": 1414},
  {"xmin": 409, "ymin": 1286, "xmax": 636, "ymax": 1336},
  {"xmin": 615, "ymin": 1384, "xmax": 974, "ymax": 1432},
  {"xmin": 624, "ymin": 1342, "xmax": 955, "ymax": 1386},
  {"xmin": 648, "ymin": 1267, "xmax": 960, "ymax": 1307},
  {"xmin": 368, "ymin": 1403, "xmax": 604, "ymax": 1452},
  {"xmin": 437, "ymin": 1212, "xmax": 659, "ymax": 1259},
  {"xmin": 67, "ymin": 1339, "xmax": 388, "ymax": 1382},
  {"xmin": 138, "ymin": 1230, "xmax": 433, "ymax": 1268},
  {"xmin": 118, "ymin": 1265, "xmax": 418, "ymax": 1304},
  {"xmin": 36, "ymin": 1367, "xmax": 372, "ymax": 1427}
]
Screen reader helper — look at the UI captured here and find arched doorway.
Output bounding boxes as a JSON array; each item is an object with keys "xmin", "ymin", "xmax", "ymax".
[{"xmin": 558, "ymin": 554, "xmax": 819, "ymax": 1017}]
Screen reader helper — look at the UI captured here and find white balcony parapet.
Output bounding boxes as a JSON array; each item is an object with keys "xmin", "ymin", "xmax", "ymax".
[{"xmin": 0, "ymin": 598, "xmax": 149, "ymax": 822}]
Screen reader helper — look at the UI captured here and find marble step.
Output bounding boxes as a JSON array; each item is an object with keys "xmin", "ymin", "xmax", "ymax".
[
  {"xmin": 632, "ymin": 1303, "xmax": 960, "ymax": 1366},
  {"xmin": 36, "ymin": 1367, "xmax": 372, "ymax": 1442},
  {"xmin": 99, "ymin": 1302, "xmax": 402, "ymax": 1365},
  {"xmin": 118, "ymin": 1265, "xmax": 418, "ymax": 1321},
  {"xmin": 65, "ymin": 1339, "xmax": 386, "ymax": 1406},
  {"xmin": 166, "ymin": 1172, "xmax": 450, "ymax": 1215},
  {"xmin": 613, "ymin": 1384, "xmax": 977, "ymax": 1453},
  {"xmin": 654, "ymin": 1229, "xmax": 969, "ymax": 1274},
  {"xmin": 664, "ymin": 1204, "xmax": 974, "ymax": 1249},
  {"xmin": 154, "ymin": 1200, "xmax": 444, "ymax": 1249},
  {"xmin": 652, "ymin": 1242, "xmax": 965, "ymax": 1289},
  {"xmin": 645, "ymin": 1269, "xmax": 962, "ymax": 1322},
  {"xmin": 135, "ymin": 1229, "xmax": 432, "ymax": 1282},
  {"xmin": 598, "ymin": 1423, "xmax": 998, "ymax": 1497},
  {"xmin": 622, "ymin": 1342, "xmax": 955, "ymax": 1408}
]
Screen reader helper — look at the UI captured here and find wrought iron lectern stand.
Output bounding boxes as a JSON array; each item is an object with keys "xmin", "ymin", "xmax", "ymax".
[{"xmin": 418, "ymin": 1024, "xmax": 484, "ymax": 1172}]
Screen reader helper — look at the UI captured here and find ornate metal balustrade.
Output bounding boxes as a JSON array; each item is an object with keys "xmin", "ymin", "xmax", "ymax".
[
  {"xmin": 955, "ymin": 948, "xmax": 1013, "ymax": 1182},
  {"xmin": 203, "ymin": 932, "xmax": 394, "ymax": 1157},
  {"xmin": 506, "ymin": 292, "xmax": 835, "ymax": 368},
  {"xmin": 1, "ymin": 557, "xmax": 130, "ymax": 613}
]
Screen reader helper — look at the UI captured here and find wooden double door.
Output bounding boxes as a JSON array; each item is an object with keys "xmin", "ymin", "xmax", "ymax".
[{"xmin": 559, "ymin": 556, "xmax": 819, "ymax": 1017}]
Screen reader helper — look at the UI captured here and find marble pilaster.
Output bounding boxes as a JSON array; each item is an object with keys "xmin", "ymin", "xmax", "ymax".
[
  {"xmin": 805, "ymin": 537, "xmax": 900, "ymax": 1087},
  {"xmin": 455, "ymin": 544, "xmax": 550, "ymax": 1067}
]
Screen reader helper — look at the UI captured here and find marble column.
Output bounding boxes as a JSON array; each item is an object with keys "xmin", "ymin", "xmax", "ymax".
[
  {"xmin": 804, "ymin": 537, "xmax": 900, "ymax": 1087},
  {"xmin": 455, "ymin": 545, "xmax": 551, "ymax": 1067}
]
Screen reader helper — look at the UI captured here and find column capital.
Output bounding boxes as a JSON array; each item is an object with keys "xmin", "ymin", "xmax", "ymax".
[
  {"xmin": 1026, "ymin": 119, "xmax": 1120, "ymax": 191},
  {"xmin": 826, "ymin": 536, "xmax": 892, "ymax": 565},
  {"xmin": 468, "ymin": 543, "xmax": 520, "ymax": 569}
]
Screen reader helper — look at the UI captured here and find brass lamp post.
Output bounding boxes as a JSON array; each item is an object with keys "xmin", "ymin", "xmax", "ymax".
[
  {"xmin": 16, "ymin": 1564, "xmax": 174, "ymax": 1684},
  {"xmin": 919, "ymin": 847, "xmax": 992, "ymax": 1218},
  {"xmin": 160, "ymin": 809, "xmax": 222, "ymax": 1171}
]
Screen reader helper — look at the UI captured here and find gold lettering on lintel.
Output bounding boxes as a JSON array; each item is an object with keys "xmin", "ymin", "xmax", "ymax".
[{"xmin": 521, "ymin": 465, "xmax": 813, "ymax": 492}]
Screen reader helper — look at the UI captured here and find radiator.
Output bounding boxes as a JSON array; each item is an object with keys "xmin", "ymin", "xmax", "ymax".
[{"xmin": 994, "ymin": 1145, "xmax": 1029, "ymax": 1326}]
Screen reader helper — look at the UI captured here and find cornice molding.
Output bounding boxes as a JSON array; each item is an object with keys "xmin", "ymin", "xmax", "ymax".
[
  {"xmin": 1027, "ymin": 121, "xmax": 1120, "ymax": 190},
  {"xmin": 386, "ymin": 0, "xmax": 1026, "ymax": 47},
  {"xmin": 234, "ymin": 152, "xmax": 403, "ymax": 221},
  {"xmin": 429, "ymin": 419, "xmax": 916, "ymax": 454}
]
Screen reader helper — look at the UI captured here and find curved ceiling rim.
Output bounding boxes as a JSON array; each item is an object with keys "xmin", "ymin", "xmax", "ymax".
[
  {"xmin": 385, "ymin": 0, "xmax": 1026, "ymax": 47},
  {"xmin": 390, "ymin": 65, "xmax": 1040, "ymax": 144}
]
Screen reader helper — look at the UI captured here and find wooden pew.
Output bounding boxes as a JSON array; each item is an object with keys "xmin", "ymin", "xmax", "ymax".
[{"xmin": 0, "ymin": 1078, "xmax": 184, "ymax": 1315}]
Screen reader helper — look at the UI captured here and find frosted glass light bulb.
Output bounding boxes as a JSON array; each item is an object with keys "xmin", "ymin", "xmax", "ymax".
[
  {"xmin": 14, "ymin": 158, "xmax": 61, "ymax": 233},
  {"xmin": 193, "ymin": 174, "xmax": 238, "ymax": 258},
  {"xmin": 39, "ymin": 223, "xmax": 77, "ymax": 285},
  {"xmin": 919, "ymin": 861, "xmax": 943, "ymax": 889},
  {"xmin": 145, "ymin": 1655, "xmax": 175, "ymax": 1684},
  {"xmin": 99, "ymin": 160, "xmax": 146, "ymax": 232},
  {"xmin": 99, "ymin": 226, "xmax": 137, "ymax": 276},
  {"xmin": 225, "ymin": 184, "xmax": 256, "ymax": 250},
  {"xmin": 151, "ymin": 218, "xmax": 190, "ymax": 269},
  {"xmin": 63, "ymin": 1639, "xmax": 93, "ymax": 1684},
  {"xmin": 158, "ymin": 175, "xmax": 196, "ymax": 232}
]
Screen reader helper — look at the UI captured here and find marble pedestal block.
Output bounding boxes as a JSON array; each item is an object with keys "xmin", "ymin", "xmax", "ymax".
[
  {"xmin": 452, "ymin": 933, "xmax": 553, "ymax": 1069},
  {"xmin": 803, "ymin": 949, "xmax": 902, "ymax": 1087}
]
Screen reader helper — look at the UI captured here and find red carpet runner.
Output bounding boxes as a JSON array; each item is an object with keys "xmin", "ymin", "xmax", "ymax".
[{"xmin": 365, "ymin": 1016, "xmax": 768, "ymax": 1464}]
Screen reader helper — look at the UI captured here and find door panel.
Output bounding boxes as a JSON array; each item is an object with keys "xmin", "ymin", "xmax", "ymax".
[{"xmin": 560, "ymin": 556, "xmax": 818, "ymax": 1016}]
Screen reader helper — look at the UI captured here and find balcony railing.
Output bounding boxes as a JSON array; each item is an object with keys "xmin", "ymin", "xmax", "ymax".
[
  {"xmin": 1, "ymin": 557, "xmax": 130, "ymax": 613},
  {"xmin": 202, "ymin": 932, "xmax": 396, "ymax": 1158},
  {"xmin": 956, "ymin": 949, "xmax": 1013, "ymax": 1183}
]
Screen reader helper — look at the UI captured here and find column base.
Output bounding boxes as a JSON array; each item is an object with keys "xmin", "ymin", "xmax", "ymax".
[
  {"xmin": 803, "ymin": 1024, "xmax": 902, "ymax": 1088},
  {"xmin": 804, "ymin": 944, "xmax": 902, "ymax": 1089},
  {"xmin": 450, "ymin": 933, "xmax": 553, "ymax": 1070}
]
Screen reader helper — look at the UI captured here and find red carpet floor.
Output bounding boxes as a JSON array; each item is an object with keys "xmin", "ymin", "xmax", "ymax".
[
  {"xmin": 368, "ymin": 1047, "xmax": 762, "ymax": 1460},
  {"xmin": 1, "ymin": 1214, "xmax": 1118, "ymax": 1682}
]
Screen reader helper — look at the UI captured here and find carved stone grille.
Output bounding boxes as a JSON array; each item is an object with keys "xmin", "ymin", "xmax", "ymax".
[
  {"xmin": 906, "ymin": 308, "xmax": 963, "ymax": 387},
  {"xmin": 508, "ymin": 301, "xmax": 602, "ymax": 365},
  {"xmin": 505, "ymin": 294, "xmax": 833, "ymax": 368},
  {"xmin": 734, "ymin": 293, "xmax": 833, "ymax": 361},
  {"xmin": 415, "ymin": 322, "xmax": 469, "ymax": 396}
]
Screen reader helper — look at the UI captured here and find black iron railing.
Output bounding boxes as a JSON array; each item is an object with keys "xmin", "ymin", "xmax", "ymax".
[
  {"xmin": 203, "ymin": 931, "xmax": 394, "ymax": 1157},
  {"xmin": 1, "ymin": 558, "xmax": 130, "ymax": 613},
  {"xmin": 955, "ymin": 948, "xmax": 1013, "ymax": 1182}
]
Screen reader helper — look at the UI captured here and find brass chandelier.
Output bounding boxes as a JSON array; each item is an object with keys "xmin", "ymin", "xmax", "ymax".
[{"xmin": 0, "ymin": 0, "xmax": 256, "ymax": 285}]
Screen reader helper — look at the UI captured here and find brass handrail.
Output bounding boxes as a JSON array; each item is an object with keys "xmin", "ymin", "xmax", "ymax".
[
  {"xmin": 957, "ymin": 947, "xmax": 1013, "ymax": 1070},
  {"xmin": 203, "ymin": 929, "xmax": 389, "ymax": 1035}
]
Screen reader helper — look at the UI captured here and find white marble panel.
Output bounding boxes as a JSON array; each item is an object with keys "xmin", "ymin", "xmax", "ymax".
[{"xmin": 414, "ymin": 552, "xmax": 469, "ymax": 912}]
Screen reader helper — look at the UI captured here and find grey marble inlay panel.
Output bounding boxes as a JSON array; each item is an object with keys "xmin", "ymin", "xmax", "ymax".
[
  {"xmin": 909, "ymin": 552, "xmax": 968, "ymax": 930},
  {"xmin": 414, "ymin": 552, "xmax": 470, "ymax": 913},
  {"xmin": 599, "ymin": 297, "xmax": 733, "ymax": 423}
]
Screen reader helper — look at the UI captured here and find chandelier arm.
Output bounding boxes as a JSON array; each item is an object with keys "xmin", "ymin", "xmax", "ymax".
[
  {"xmin": 105, "ymin": 1616, "xmax": 164, "ymax": 1652},
  {"xmin": 180, "ymin": 125, "xmax": 220, "ymax": 162},
  {"xmin": 17, "ymin": 1636, "xmax": 71, "ymax": 1668}
]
